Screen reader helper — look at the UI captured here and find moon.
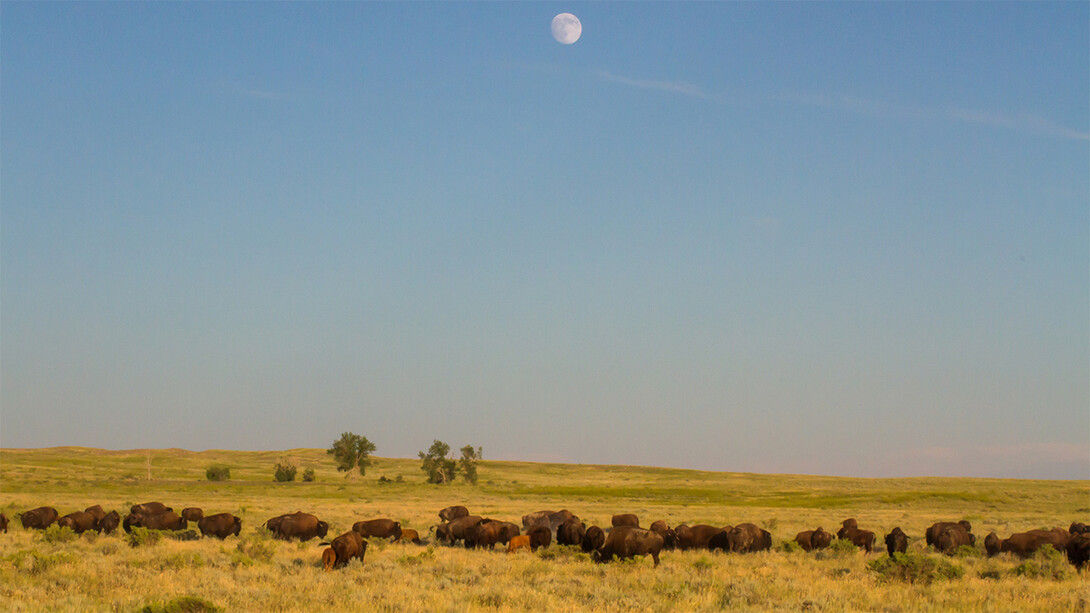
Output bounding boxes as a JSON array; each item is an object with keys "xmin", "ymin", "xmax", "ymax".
[{"xmin": 551, "ymin": 13, "xmax": 582, "ymax": 45}]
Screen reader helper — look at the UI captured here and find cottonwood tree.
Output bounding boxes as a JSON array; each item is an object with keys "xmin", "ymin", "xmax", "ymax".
[
  {"xmin": 419, "ymin": 440, "xmax": 458, "ymax": 484},
  {"xmin": 459, "ymin": 445, "xmax": 483, "ymax": 485},
  {"xmin": 327, "ymin": 432, "xmax": 376, "ymax": 477}
]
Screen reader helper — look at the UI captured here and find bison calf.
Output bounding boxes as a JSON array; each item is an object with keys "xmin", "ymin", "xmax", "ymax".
[{"xmin": 507, "ymin": 534, "xmax": 531, "ymax": 554}]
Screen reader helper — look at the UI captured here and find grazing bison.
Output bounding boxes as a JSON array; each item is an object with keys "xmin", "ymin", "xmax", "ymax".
[
  {"xmin": 837, "ymin": 519, "xmax": 876, "ymax": 553},
  {"xmin": 507, "ymin": 534, "xmax": 531, "ymax": 554},
  {"xmin": 522, "ymin": 509, "xmax": 574, "ymax": 532},
  {"xmin": 1070, "ymin": 522, "xmax": 1089, "ymax": 535},
  {"xmin": 676, "ymin": 524, "xmax": 728, "ymax": 551},
  {"xmin": 795, "ymin": 527, "xmax": 833, "ymax": 552},
  {"xmin": 439, "ymin": 505, "xmax": 470, "ymax": 521},
  {"xmin": 611, "ymin": 514, "xmax": 640, "ymax": 528},
  {"xmin": 581, "ymin": 526, "xmax": 606, "ymax": 553},
  {"xmin": 21, "ymin": 506, "xmax": 60, "ymax": 530},
  {"xmin": 436, "ymin": 515, "xmax": 483, "ymax": 545},
  {"xmin": 0, "ymin": 513, "xmax": 8, "ymax": 533},
  {"xmin": 1001, "ymin": 528, "xmax": 1072, "ymax": 558},
  {"xmin": 181, "ymin": 508, "xmax": 204, "ymax": 524},
  {"xmin": 321, "ymin": 530, "xmax": 366, "ymax": 570},
  {"xmin": 352, "ymin": 518, "xmax": 402, "ymax": 540},
  {"xmin": 99, "ymin": 511, "xmax": 120, "ymax": 534},
  {"xmin": 1066, "ymin": 533, "xmax": 1090, "ymax": 570},
  {"xmin": 926, "ymin": 521, "xmax": 974, "ymax": 549},
  {"xmin": 649, "ymin": 521, "xmax": 679, "ymax": 550},
  {"xmin": 396, "ymin": 528, "xmax": 422, "ymax": 544},
  {"xmin": 84, "ymin": 505, "xmax": 106, "ymax": 524},
  {"xmin": 131, "ymin": 502, "xmax": 172, "ymax": 516},
  {"xmin": 128, "ymin": 510, "xmax": 186, "ymax": 531},
  {"xmin": 593, "ymin": 526, "xmax": 664, "ymax": 567},
  {"xmin": 557, "ymin": 518, "xmax": 587, "ymax": 546},
  {"xmin": 885, "ymin": 527, "xmax": 908, "ymax": 556},
  {"xmin": 57, "ymin": 511, "xmax": 97, "ymax": 534},
  {"xmin": 935, "ymin": 525, "xmax": 973, "ymax": 554},
  {"xmin": 466, "ymin": 520, "xmax": 519, "ymax": 549},
  {"xmin": 722, "ymin": 523, "xmax": 771, "ymax": 553},
  {"xmin": 198, "ymin": 513, "xmax": 242, "ymax": 539},
  {"xmin": 527, "ymin": 525, "xmax": 551, "ymax": 550},
  {"xmin": 265, "ymin": 512, "xmax": 328, "ymax": 541},
  {"xmin": 984, "ymin": 532, "xmax": 1001, "ymax": 557}
]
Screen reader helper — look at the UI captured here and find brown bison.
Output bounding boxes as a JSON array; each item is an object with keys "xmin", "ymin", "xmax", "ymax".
[
  {"xmin": 1070, "ymin": 522, "xmax": 1089, "ymax": 535},
  {"xmin": 837, "ymin": 519, "xmax": 876, "ymax": 553},
  {"xmin": 352, "ymin": 518, "xmax": 402, "ymax": 540},
  {"xmin": 466, "ymin": 520, "xmax": 519, "ymax": 549},
  {"xmin": 1066, "ymin": 533, "xmax": 1090, "ymax": 570},
  {"xmin": 884, "ymin": 527, "xmax": 908, "ymax": 556},
  {"xmin": 439, "ymin": 505, "xmax": 470, "ymax": 521},
  {"xmin": 57, "ymin": 511, "xmax": 97, "ymax": 534},
  {"xmin": 611, "ymin": 514, "xmax": 639, "ymax": 528},
  {"xmin": 925, "ymin": 521, "xmax": 974, "ymax": 549},
  {"xmin": 507, "ymin": 534, "xmax": 531, "ymax": 553},
  {"xmin": 131, "ymin": 502, "xmax": 172, "ymax": 516},
  {"xmin": 648, "ymin": 520, "xmax": 679, "ymax": 550},
  {"xmin": 436, "ymin": 515, "xmax": 483, "ymax": 545},
  {"xmin": 593, "ymin": 526, "xmax": 664, "ymax": 567},
  {"xmin": 935, "ymin": 525, "xmax": 973, "ymax": 554},
  {"xmin": 127, "ymin": 510, "xmax": 186, "ymax": 531},
  {"xmin": 0, "ymin": 513, "xmax": 8, "ymax": 533},
  {"xmin": 21, "ymin": 506, "xmax": 59, "ymax": 530},
  {"xmin": 265, "ymin": 512, "xmax": 329, "ymax": 541},
  {"xmin": 321, "ymin": 530, "xmax": 366, "ymax": 570},
  {"xmin": 395, "ymin": 528, "xmax": 422, "ymax": 544},
  {"xmin": 527, "ymin": 525, "xmax": 551, "ymax": 550},
  {"xmin": 676, "ymin": 524, "xmax": 728, "ymax": 551},
  {"xmin": 84, "ymin": 505, "xmax": 106, "ymax": 524},
  {"xmin": 721, "ymin": 523, "xmax": 771, "ymax": 553},
  {"xmin": 1001, "ymin": 528, "xmax": 1072, "ymax": 558},
  {"xmin": 181, "ymin": 507, "xmax": 204, "ymax": 524},
  {"xmin": 198, "ymin": 513, "xmax": 241, "ymax": 539},
  {"xmin": 796, "ymin": 527, "xmax": 833, "ymax": 552},
  {"xmin": 557, "ymin": 518, "xmax": 586, "ymax": 546},
  {"xmin": 521, "ymin": 509, "xmax": 574, "ymax": 532},
  {"xmin": 99, "ymin": 511, "xmax": 120, "ymax": 534},
  {"xmin": 581, "ymin": 526, "xmax": 606, "ymax": 553},
  {"xmin": 321, "ymin": 547, "xmax": 337, "ymax": 570},
  {"xmin": 984, "ymin": 532, "xmax": 1001, "ymax": 557}
]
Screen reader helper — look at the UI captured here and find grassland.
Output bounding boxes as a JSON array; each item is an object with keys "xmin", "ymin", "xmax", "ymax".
[{"xmin": 1, "ymin": 447, "xmax": 1087, "ymax": 612}]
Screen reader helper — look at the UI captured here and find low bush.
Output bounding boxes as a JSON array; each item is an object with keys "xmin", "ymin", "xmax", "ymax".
[
  {"xmin": 40, "ymin": 524, "xmax": 78, "ymax": 545},
  {"xmin": 139, "ymin": 596, "xmax": 221, "ymax": 613},
  {"xmin": 868, "ymin": 552, "xmax": 964, "ymax": 584},
  {"xmin": 1012, "ymin": 545, "xmax": 1074, "ymax": 581},
  {"xmin": 127, "ymin": 526, "xmax": 163, "ymax": 548},
  {"xmin": 274, "ymin": 459, "xmax": 297, "ymax": 482},
  {"xmin": 302, "ymin": 468, "xmax": 316, "ymax": 482},
  {"xmin": 205, "ymin": 465, "xmax": 230, "ymax": 481}
]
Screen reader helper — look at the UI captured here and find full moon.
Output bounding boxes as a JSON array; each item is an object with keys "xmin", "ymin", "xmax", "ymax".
[{"xmin": 551, "ymin": 13, "xmax": 582, "ymax": 45}]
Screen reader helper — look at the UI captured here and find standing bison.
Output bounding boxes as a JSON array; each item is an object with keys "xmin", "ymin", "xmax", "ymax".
[
  {"xmin": 884, "ymin": 527, "xmax": 908, "ymax": 556},
  {"xmin": 466, "ymin": 520, "xmax": 519, "ymax": 549},
  {"xmin": 1066, "ymin": 533, "xmax": 1090, "ymax": 570},
  {"xmin": 181, "ymin": 508, "xmax": 205, "ymax": 525},
  {"xmin": 21, "ymin": 506, "xmax": 59, "ymax": 530},
  {"xmin": 611, "ymin": 514, "xmax": 639, "ymax": 528},
  {"xmin": 593, "ymin": 526, "xmax": 664, "ymax": 567},
  {"xmin": 935, "ymin": 525, "xmax": 973, "ymax": 554},
  {"xmin": 716, "ymin": 523, "xmax": 771, "ymax": 553},
  {"xmin": 439, "ymin": 506, "xmax": 469, "ymax": 521},
  {"xmin": 648, "ymin": 521, "xmax": 679, "ymax": 550},
  {"xmin": 521, "ymin": 510, "xmax": 574, "ymax": 532},
  {"xmin": 581, "ymin": 526, "xmax": 606, "ymax": 553},
  {"xmin": 676, "ymin": 524, "xmax": 728, "ymax": 551},
  {"xmin": 0, "ymin": 513, "xmax": 8, "ymax": 533},
  {"xmin": 837, "ymin": 519, "xmax": 875, "ymax": 553},
  {"xmin": 926, "ymin": 521, "xmax": 974, "ymax": 550},
  {"xmin": 796, "ymin": 527, "xmax": 833, "ymax": 552},
  {"xmin": 557, "ymin": 518, "xmax": 587, "ymax": 546},
  {"xmin": 321, "ymin": 530, "xmax": 366, "ymax": 570},
  {"xmin": 435, "ymin": 515, "xmax": 483, "ymax": 545},
  {"xmin": 198, "ymin": 513, "xmax": 242, "ymax": 539},
  {"xmin": 56, "ymin": 511, "xmax": 97, "ymax": 534},
  {"xmin": 131, "ymin": 502, "xmax": 172, "ymax": 516},
  {"xmin": 527, "ymin": 525, "xmax": 551, "ymax": 550},
  {"xmin": 352, "ymin": 518, "xmax": 402, "ymax": 540},
  {"xmin": 265, "ymin": 512, "xmax": 328, "ymax": 541}
]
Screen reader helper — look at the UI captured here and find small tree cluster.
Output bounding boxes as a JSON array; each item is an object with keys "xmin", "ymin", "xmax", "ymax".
[
  {"xmin": 273, "ymin": 458, "xmax": 297, "ymax": 482},
  {"xmin": 419, "ymin": 440, "xmax": 482, "ymax": 484},
  {"xmin": 205, "ymin": 465, "xmax": 231, "ymax": 481}
]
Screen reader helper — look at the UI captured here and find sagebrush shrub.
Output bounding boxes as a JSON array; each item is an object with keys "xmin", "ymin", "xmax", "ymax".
[
  {"xmin": 205, "ymin": 465, "xmax": 230, "ymax": 481},
  {"xmin": 127, "ymin": 526, "xmax": 162, "ymax": 548},
  {"xmin": 274, "ymin": 459, "xmax": 297, "ymax": 482},
  {"xmin": 302, "ymin": 468, "xmax": 316, "ymax": 482},
  {"xmin": 868, "ymin": 552, "xmax": 964, "ymax": 584},
  {"xmin": 40, "ymin": 524, "xmax": 78, "ymax": 545}
]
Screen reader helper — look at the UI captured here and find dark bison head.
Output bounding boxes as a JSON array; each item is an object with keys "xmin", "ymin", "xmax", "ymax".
[{"xmin": 317, "ymin": 521, "xmax": 329, "ymax": 539}]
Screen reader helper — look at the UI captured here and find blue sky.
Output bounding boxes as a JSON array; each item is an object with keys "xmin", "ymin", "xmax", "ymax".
[{"xmin": 2, "ymin": 2, "xmax": 1087, "ymax": 479}]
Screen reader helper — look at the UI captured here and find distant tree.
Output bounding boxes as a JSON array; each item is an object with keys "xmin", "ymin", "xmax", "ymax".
[
  {"xmin": 459, "ymin": 445, "xmax": 483, "ymax": 485},
  {"xmin": 274, "ymin": 458, "xmax": 297, "ymax": 482},
  {"xmin": 419, "ymin": 440, "xmax": 457, "ymax": 484},
  {"xmin": 327, "ymin": 432, "xmax": 376, "ymax": 477}
]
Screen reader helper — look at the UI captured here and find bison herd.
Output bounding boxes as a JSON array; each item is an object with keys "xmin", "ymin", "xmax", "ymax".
[{"xmin": 4, "ymin": 502, "xmax": 1088, "ymax": 573}]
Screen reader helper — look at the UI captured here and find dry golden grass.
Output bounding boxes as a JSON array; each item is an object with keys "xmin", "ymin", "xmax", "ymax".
[{"xmin": 1, "ymin": 447, "xmax": 1087, "ymax": 612}]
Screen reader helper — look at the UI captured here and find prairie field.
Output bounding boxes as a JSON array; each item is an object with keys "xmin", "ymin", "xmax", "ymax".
[{"xmin": 0, "ymin": 447, "xmax": 1087, "ymax": 612}]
